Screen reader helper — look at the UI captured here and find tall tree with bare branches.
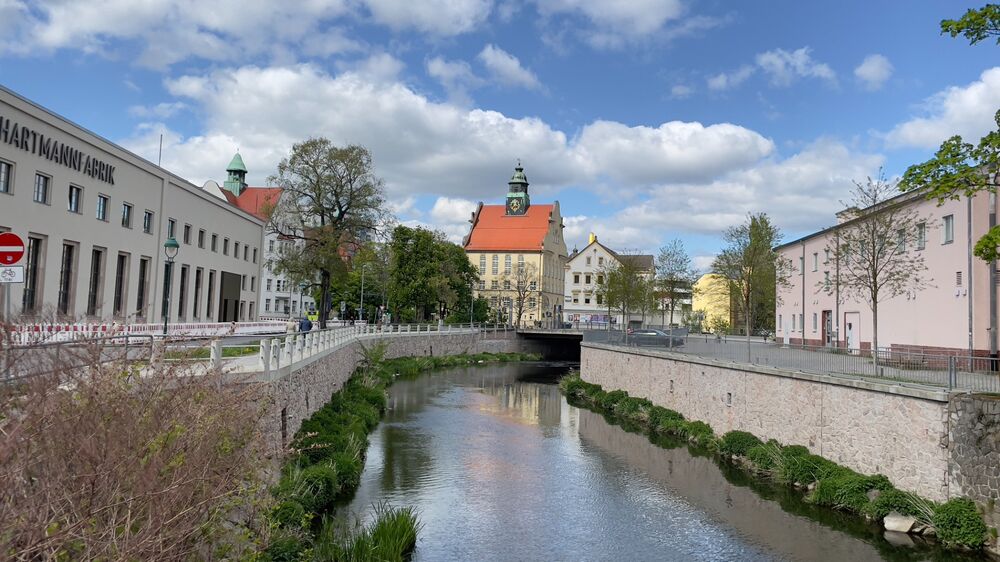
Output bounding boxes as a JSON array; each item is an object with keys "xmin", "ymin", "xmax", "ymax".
[
  {"xmin": 825, "ymin": 172, "xmax": 932, "ymax": 358},
  {"xmin": 498, "ymin": 262, "xmax": 539, "ymax": 327},
  {"xmin": 266, "ymin": 140, "xmax": 390, "ymax": 328},
  {"xmin": 656, "ymin": 239, "xmax": 695, "ymax": 327}
]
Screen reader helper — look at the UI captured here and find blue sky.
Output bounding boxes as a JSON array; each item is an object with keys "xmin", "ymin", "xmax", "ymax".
[{"xmin": 1, "ymin": 0, "xmax": 998, "ymax": 270}]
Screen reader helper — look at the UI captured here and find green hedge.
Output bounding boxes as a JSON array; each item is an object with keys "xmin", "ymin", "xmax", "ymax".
[{"xmin": 557, "ymin": 373, "xmax": 989, "ymax": 550}]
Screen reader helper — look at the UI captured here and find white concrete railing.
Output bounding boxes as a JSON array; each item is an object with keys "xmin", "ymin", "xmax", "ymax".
[
  {"xmin": 11, "ymin": 320, "xmax": 288, "ymax": 344},
  {"xmin": 227, "ymin": 323, "xmax": 487, "ymax": 379}
]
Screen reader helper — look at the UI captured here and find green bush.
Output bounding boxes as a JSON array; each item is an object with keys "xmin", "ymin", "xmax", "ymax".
[
  {"xmin": 746, "ymin": 442, "xmax": 780, "ymax": 471},
  {"xmin": 264, "ymin": 533, "xmax": 306, "ymax": 562},
  {"xmin": 719, "ymin": 431, "xmax": 763, "ymax": 457},
  {"xmin": 778, "ymin": 454, "xmax": 851, "ymax": 485},
  {"xmin": 808, "ymin": 473, "xmax": 892, "ymax": 513},
  {"xmin": 295, "ymin": 464, "xmax": 340, "ymax": 514},
  {"xmin": 933, "ymin": 498, "xmax": 986, "ymax": 548},
  {"xmin": 684, "ymin": 421, "xmax": 714, "ymax": 445},
  {"xmin": 272, "ymin": 500, "xmax": 306, "ymax": 529},
  {"xmin": 865, "ymin": 488, "xmax": 925, "ymax": 521},
  {"xmin": 598, "ymin": 389, "xmax": 629, "ymax": 411},
  {"xmin": 781, "ymin": 444, "xmax": 810, "ymax": 457}
]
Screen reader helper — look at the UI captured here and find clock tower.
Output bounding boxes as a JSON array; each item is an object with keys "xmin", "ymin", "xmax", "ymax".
[{"xmin": 505, "ymin": 162, "xmax": 530, "ymax": 216}]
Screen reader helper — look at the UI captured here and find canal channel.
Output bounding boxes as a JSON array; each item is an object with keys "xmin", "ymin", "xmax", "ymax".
[{"xmin": 342, "ymin": 362, "xmax": 985, "ymax": 561}]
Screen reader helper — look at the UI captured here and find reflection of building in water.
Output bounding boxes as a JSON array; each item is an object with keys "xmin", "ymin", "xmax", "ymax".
[{"xmin": 479, "ymin": 381, "xmax": 563, "ymax": 426}]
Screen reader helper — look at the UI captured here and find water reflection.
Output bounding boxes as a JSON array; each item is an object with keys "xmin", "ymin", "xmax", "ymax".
[{"xmin": 343, "ymin": 363, "xmax": 983, "ymax": 562}]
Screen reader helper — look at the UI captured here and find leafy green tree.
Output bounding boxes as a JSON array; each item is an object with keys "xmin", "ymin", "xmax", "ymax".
[
  {"xmin": 266, "ymin": 139, "xmax": 389, "ymax": 328},
  {"xmin": 940, "ymin": 4, "xmax": 1000, "ymax": 45},
  {"xmin": 712, "ymin": 213, "xmax": 791, "ymax": 357},
  {"xmin": 388, "ymin": 226, "xmax": 477, "ymax": 322},
  {"xmin": 598, "ymin": 253, "xmax": 651, "ymax": 331}
]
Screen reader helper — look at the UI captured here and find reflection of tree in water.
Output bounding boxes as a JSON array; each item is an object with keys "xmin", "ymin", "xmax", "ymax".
[{"xmin": 377, "ymin": 424, "xmax": 435, "ymax": 493}]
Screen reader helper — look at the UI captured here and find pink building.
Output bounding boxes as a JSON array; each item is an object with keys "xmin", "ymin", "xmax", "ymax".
[{"xmin": 775, "ymin": 190, "xmax": 997, "ymax": 358}]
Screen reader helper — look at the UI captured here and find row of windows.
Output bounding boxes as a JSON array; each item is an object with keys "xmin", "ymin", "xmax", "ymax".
[
  {"xmin": 477, "ymin": 279, "xmax": 540, "ymax": 291},
  {"xmin": 571, "ymin": 294, "xmax": 603, "ymax": 305},
  {"xmin": 264, "ymin": 298, "xmax": 305, "ymax": 313},
  {"xmin": 486, "ymin": 296, "xmax": 539, "ymax": 309},
  {"xmin": 572, "ymin": 273, "xmax": 604, "ymax": 285},
  {"xmin": 167, "ymin": 219, "xmax": 258, "ymax": 263}
]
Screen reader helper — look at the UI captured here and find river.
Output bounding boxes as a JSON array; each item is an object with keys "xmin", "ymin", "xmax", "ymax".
[{"xmin": 342, "ymin": 362, "xmax": 984, "ymax": 561}]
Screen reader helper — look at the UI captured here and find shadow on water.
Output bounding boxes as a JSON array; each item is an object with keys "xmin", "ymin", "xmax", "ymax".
[{"xmin": 341, "ymin": 362, "xmax": 987, "ymax": 562}]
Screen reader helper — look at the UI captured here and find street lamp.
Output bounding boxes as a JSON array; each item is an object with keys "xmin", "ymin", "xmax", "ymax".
[
  {"xmin": 299, "ymin": 282, "xmax": 308, "ymax": 318},
  {"xmin": 162, "ymin": 236, "xmax": 179, "ymax": 335}
]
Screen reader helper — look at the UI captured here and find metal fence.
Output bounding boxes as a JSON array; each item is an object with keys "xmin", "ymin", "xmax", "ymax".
[{"xmin": 583, "ymin": 330, "xmax": 1000, "ymax": 393}]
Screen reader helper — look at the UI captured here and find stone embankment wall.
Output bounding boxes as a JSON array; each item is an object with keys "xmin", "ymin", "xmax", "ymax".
[
  {"xmin": 250, "ymin": 332, "xmax": 523, "ymax": 452},
  {"xmin": 581, "ymin": 342, "xmax": 953, "ymax": 501}
]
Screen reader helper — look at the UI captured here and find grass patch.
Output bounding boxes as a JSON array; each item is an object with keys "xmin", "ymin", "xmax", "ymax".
[{"xmin": 164, "ymin": 345, "xmax": 258, "ymax": 360}]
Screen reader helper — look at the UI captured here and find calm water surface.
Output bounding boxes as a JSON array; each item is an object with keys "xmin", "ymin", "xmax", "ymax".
[{"xmin": 342, "ymin": 363, "xmax": 983, "ymax": 562}]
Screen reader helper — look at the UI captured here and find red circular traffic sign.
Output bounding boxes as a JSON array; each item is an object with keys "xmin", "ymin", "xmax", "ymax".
[{"xmin": 0, "ymin": 232, "xmax": 25, "ymax": 265}]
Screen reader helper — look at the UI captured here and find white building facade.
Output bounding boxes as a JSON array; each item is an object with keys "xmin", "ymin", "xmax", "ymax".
[
  {"xmin": 0, "ymin": 86, "xmax": 263, "ymax": 325},
  {"xmin": 563, "ymin": 234, "xmax": 655, "ymax": 327}
]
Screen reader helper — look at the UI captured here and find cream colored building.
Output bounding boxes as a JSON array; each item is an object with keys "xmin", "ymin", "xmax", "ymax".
[
  {"xmin": 692, "ymin": 273, "xmax": 733, "ymax": 332},
  {"xmin": 563, "ymin": 233, "xmax": 654, "ymax": 327},
  {"xmin": 463, "ymin": 165, "xmax": 568, "ymax": 327},
  {"xmin": 0, "ymin": 85, "xmax": 264, "ymax": 325}
]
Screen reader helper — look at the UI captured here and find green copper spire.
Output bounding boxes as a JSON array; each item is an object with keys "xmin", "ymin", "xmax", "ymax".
[
  {"xmin": 505, "ymin": 160, "xmax": 530, "ymax": 215},
  {"xmin": 224, "ymin": 151, "xmax": 248, "ymax": 196}
]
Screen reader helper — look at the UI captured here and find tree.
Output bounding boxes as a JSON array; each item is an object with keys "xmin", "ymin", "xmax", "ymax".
[
  {"xmin": 655, "ymin": 239, "xmax": 696, "ymax": 327},
  {"xmin": 498, "ymin": 262, "xmax": 539, "ymax": 327},
  {"xmin": 712, "ymin": 213, "xmax": 790, "ymax": 358},
  {"xmin": 900, "ymin": 111, "xmax": 1000, "ymax": 262},
  {"xmin": 941, "ymin": 4, "xmax": 1000, "ymax": 45},
  {"xmin": 824, "ymin": 173, "xmax": 932, "ymax": 359},
  {"xmin": 387, "ymin": 226, "xmax": 477, "ymax": 323},
  {"xmin": 598, "ymin": 253, "xmax": 650, "ymax": 332},
  {"xmin": 266, "ymin": 140, "xmax": 390, "ymax": 328}
]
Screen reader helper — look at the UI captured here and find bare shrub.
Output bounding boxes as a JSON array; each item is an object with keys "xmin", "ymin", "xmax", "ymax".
[{"xmin": 0, "ymin": 330, "xmax": 266, "ymax": 561}]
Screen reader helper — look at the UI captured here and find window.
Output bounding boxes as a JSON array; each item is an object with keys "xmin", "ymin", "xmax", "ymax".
[
  {"xmin": 234, "ymin": 242, "xmax": 240, "ymax": 259},
  {"xmin": 799, "ymin": 314, "xmax": 803, "ymax": 332},
  {"xmin": 58, "ymin": 243, "xmax": 76, "ymax": 315},
  {"xmin": 121, "ymin": 203, "xmax": 133, "ymax": 228},
  {"xmin": 585, "ymin": 274, "xmax": 591, "ymax": 284},
  {"xmin": 491, "ymin": 280, "xmax": 499, "ymax": 290},
  {"xmin": 778, "ymin": 314, "xmax": 782, "ymax": 330},
  {"xmin": 490, "ymin": 296, "xmax": 498, "ymax": 307},
  {"xmin": 22, "ymin": 236, "xmax": 43, "ymax": 313},
  {"xmin": 596, "ymin": 294, "xmax": 603, "ymax": 305},
  {"xmin": 143, "ymin": 210, "xmax": 153, "ymax": 233},
  {"xmin": 251, "ymin": 276, "xmax": 255, "ymax": 291},
  {"xmin": 480, "ymin": 255, "xmax": 486, "ymax": 274},
  {"xmin": 193, "ymin": 268, "xmax": 203, "ymax": 318},
  {"xmin": 0, "ymin": 160, "xmax": 11, "ymax": 193},
  {"xmin": 598, "ymin": 257, "xmax": 604, "ymax": 266},
  {"xmin": 943, "ymin": 214, "xmax": 954, "ymax": 244},
  {"xmin": 528, "ymin": 297, "xmax": 536, "ymax": 309},
  {"xmin": 812, "ymin": 313, "xmax": 817, "ymax": 332},
  {"xmin": 824, "ymin": 271, "xmax": 830, "ymax": 291},
  {"xmin": 896, "ymin": 229, "xmax": 906, "ymax": 252},
  {"xmin": 178, "ymin": 265, "xmax": 189, "ymax": 318},
  {"xmin": 86, "ymin": 248, "xmax": 105, "ymax": 317},
  {"xmin": 167, "ymin": 218, "xmax": 176, "ymax": 239},
  {"xmin": 266, "ymin": 278, "xmax": 273, "ymax": 291},
  {"xmin": 265, "ymin": 299, "xmax": 271, "ymax": 312},
  {"xmin": 504, "ymin": 255, "xmax": 511, "ymax": 274},
  {"xmin": 207, "ymin": 270, "xmax": 216, "ymax": 319},
  {"xmin": 223, "ymin": 238, "xmax": 229, "ymax": 255},
  {"xmin": 113, "ymin": 253, "xmax": 129, "ymax": 317},
  {"xmin": 824, "ymin": 249, "xmax": 830, "ymax": 263},
  {"xmin": 96, "ymin": 194, "xmax": 109, "ymax": 221},
  {"xmin": 243, "ymin": 245, "xmax": 249, "ymax": 261},
  {"xmin": 792, "ymin": 314, "xmax": 796, "ymax": 331},
  {"xmin": 503, "ymin": 280, "xmax": 511, "ymax": 290},
  {"xmin": 517, "ymin": 254, "xmax": 524, "ymax": 271},
  {"xmin": 136, "ymin": 257, "xmax": 150, "ymax": 316},
  {"xmin": 573, "ymin": 274, "xmax": 580, "ymax": 284},
  {"xmin": 478, "ymin": 280, "xmax": 485, "ymax": 290},
  {"xmin": 812, "ymin": 253, "xmax": 818, "ymax": 271},
  {"xmin": 183, "ymin": 224, "xmax": 192, "ymax": 245},
  {"xmin": 586, "ymin": 257, "xmax": 591, "ymax": 265},
  {"xmin": 799, "ymin": 256, "xmax": 804, "ymax": 274},
  {"xmin": 597, "ymin": 274, "xmax": 604, "ymax": 284},
  {"xmin": 68, "ymin": 185, "xmax": 82, "ymax": 213},
  {"xmin": 529, "ymin": 281, "xmax": 537, "ymax": 291},
  {"xmin": 253, "ymin": 248, "xmax": 257, "ymax": 263},
  {"xmin": 917, "ymin": 222, "xmax": 927, "ymax": 250},
  {"xmin": 572, "ymin": 296, "xmax": 579, "ymax": 303},
  {"xmin": 211, "ymin": 234, "xmax": 218, "ymax": 252},
  {"xmin": 33, "ymin": 173, "xmax": 49, "ymax": 203},
  {"xmin": 198, "ymin": 229, "xmax": 206, "ymax": 248},
  {"xmin": 268, "ymin": 240, "xmax": 275, "ymax": 252},
  {"xmin": 492, "ymin": 255, "xmax": 499, "ymax": 275},
  {"xmin": 584, "ymin": 297, "xmax": 591, "ymax": 304},
  {"xmin": 956, "ymin": 271, "xmax": 963, "ymax": 287},
  {"xmin": 241, "ymin": 275, "xmax": 246, "ymax": 290}
]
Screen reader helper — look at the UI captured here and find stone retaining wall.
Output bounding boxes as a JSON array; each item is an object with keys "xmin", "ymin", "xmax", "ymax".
[
  {"xmin": 581, "ymin": 342, "xmax": 953, "ymax": 501},
  {"xmin": 249, "ymin": 332, "xmax": 523, "ymax": 452}
]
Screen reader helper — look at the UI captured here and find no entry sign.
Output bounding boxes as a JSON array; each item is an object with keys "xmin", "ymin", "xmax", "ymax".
[{"xmin": 0, "ymin": 232, "xmax": 25, "ymax": 265}]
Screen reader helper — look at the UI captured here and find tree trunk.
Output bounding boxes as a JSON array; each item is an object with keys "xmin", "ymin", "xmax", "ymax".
[
  {"xmin": 745, "ymin": 295, "xmax": 752, "ymax": 362},
  {"xmin": 319, "ymin": 269, "xmax": 331, "ymax": 329},
  {"xmin": 871, "ymin": 300, "xmax": 879, "ymax": 366}
]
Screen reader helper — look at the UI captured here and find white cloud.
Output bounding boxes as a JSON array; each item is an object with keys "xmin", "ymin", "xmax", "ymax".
[
  {"xmin": 755, "ymin": 47, "xmax": 836, "ymax": 87},
  {"xmin": 0, "ymin": 0, "xmax": 358, "ymax": 68},
  {"xmin": 692, "ymin": 255, "xmax": 715, "ymax": 273},
  {"xmin": 338, "ymin": 52, "xmax": 405, "ymax": 84},
  {"xmin": 886, "ymin": 67, "xmax": 1000, "ymax": 149},
  {"xmin": 127, "ymin": 101, "xmax": 187, "ymax": 119},
  {"xmin": 670, "ymin": 84, "xmax": 693, "ymax": 99},
  {"xmin": 361, "ymin": 0, "xmax": 492, "ymax": 35},
  {"xmin": 477, "ymin": 44, "xmax": 541, "ymax": 90},
  {"xmin": 426, "ymin": 56, "xmax": 484, "ymax": 105},
  {"xmin": 536, "ymin": 0, "xmax": 684, "ymax": 38},
  {"xmin": 853, "ymin": 54, "xmax": 893, "ymax": 91},
  {"xmin": 431, "ymin": 196, "xmax": 478, "ymax": 223},
  {"xmin": 707, "ymin": 65, "xmax": 754, "ymax": 91}
]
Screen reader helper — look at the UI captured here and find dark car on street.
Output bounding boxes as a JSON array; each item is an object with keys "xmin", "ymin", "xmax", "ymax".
[{"xmin": 627, "ymin": 329, "xmax": 685, "ymax": 347}]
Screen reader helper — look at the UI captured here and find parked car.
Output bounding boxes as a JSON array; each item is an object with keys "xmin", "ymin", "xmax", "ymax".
[{"xmin": 628, "ymin": 329, "xmax": 684, "ymax": 347}]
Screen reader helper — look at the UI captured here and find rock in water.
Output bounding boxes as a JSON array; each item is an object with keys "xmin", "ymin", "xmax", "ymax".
[{"xmin": 883, "ymin": 511, "xmax": 917, "ymax": 533}]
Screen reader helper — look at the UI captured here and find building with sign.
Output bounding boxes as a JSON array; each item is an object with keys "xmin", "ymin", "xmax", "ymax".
[
  {"xmin": 0, "ymin": 85, "xmax": 264, "ymax": 324},
  {"xmin": 463, "ymin": 164, "xmax": 568, "ymax": 327},
  {"xmin": 202, "ymin": 154, "xmax": 316, "ymax": 319},
  {"xmin": 563, "ymin": 233, "xmax": 655, "ymax": 328}
]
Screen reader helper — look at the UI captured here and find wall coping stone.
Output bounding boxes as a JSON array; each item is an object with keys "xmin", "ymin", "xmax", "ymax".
[{"xmin": 582, "ymin": 342, "xmax": 951, "ymax": 403}]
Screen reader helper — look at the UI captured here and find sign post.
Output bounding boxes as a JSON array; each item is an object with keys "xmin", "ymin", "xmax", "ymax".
[{"xmin": 0, "ymin": 232, "xmax": 25, "ymax": 380}]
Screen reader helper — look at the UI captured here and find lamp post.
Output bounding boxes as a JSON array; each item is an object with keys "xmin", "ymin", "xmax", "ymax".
[
  {"xmin": 162, "ymin": 236, "xmax": 179, "ymax": 335},
  {"xmin": 299, "ymin": 282, "xmax": 308, "ymax": 318}
]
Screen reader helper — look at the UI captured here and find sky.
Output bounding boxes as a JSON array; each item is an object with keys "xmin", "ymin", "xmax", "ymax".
[{"xmin": 1, "ymin": 0, "xmax": 998, "ymax": 271}]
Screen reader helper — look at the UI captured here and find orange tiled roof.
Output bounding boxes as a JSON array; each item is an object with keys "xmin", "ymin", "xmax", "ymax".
[
  {"xmin": 464, "ymin": 204, "xmax": 553, "ymax": 251},
  {"xmin": 234, "ymin": 187, "xmax": 281, "ymax": 220}
]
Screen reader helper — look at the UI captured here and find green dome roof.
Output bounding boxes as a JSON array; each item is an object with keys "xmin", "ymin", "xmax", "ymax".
[
  {"xmin": 508, "ymin": 164, "xmax": 528, "ymax": 185},
  {"xmin": 226, "ymin": 152, "xmax": 248, "ymax": 173}
]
